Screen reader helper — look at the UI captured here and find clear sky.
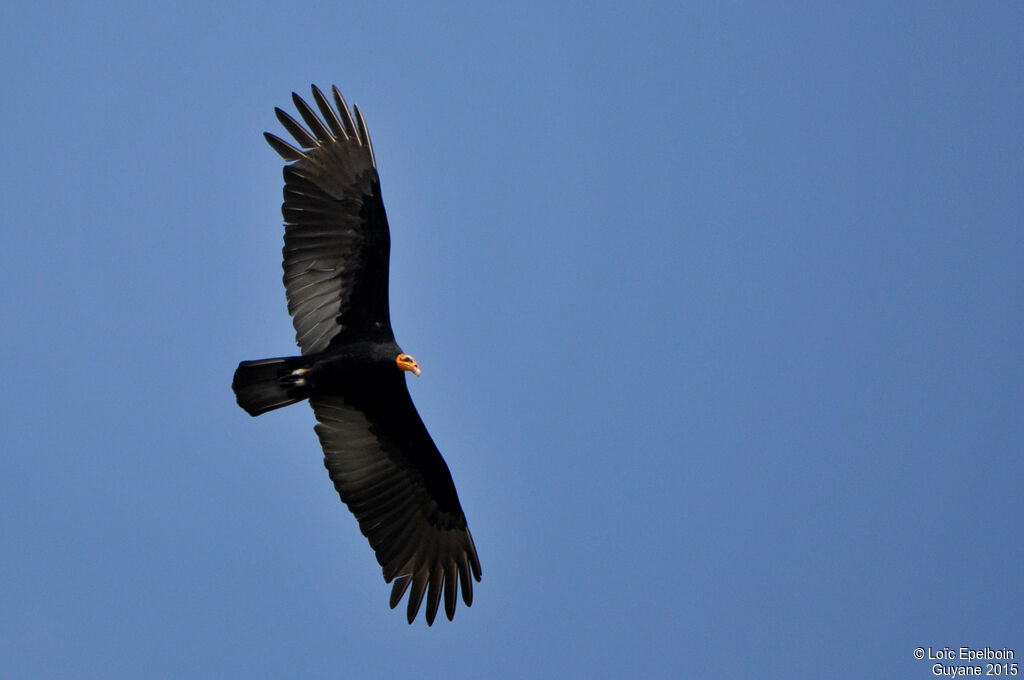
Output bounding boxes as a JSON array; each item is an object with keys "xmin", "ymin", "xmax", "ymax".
[{"xmin": 2, "ymin": 3, "xmax": 1021, "ymax": 679}]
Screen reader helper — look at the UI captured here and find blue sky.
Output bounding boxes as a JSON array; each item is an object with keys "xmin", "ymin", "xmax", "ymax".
[{"xmin": 2, "ymin": 2, "xmax": 1021, "ymax": 678}]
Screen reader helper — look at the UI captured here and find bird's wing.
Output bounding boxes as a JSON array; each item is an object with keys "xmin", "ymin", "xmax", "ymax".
[
  {"xmin": 309, "ymin": 383, "xmax": 481, "ymax": 625},
  {"xmin": 266, "ymin": 85, "xmax": 392, "ymax": 354}
]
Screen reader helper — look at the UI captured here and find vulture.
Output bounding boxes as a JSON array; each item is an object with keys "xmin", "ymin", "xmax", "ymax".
[{"xmin": 232, "ymin": 85, "xmax": 480, "ymax": 625}]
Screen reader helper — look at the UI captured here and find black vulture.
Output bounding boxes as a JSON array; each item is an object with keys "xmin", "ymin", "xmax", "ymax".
[{"xmin": 232, "ymin": 85, "xmax": 481, "ymax": 625}]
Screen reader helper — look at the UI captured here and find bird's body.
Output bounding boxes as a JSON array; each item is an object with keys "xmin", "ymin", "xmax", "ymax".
[{"xmin": 232, "ymin": 85, "xmax": 480, "ymax": 625}]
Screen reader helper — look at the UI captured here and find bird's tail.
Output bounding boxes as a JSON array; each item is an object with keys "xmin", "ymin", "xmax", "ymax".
[{"xmin": 232, "ymin": 356, "xmax": 312, "ymax": 416}]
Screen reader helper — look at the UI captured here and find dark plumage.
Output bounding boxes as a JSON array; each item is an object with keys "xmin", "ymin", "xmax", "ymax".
[{"xmin": 232, "ymin": 85, "xmax": 480, "ymax": 625}]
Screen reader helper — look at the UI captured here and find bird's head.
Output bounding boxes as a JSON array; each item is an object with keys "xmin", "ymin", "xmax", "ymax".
[{"xmin": 396, "ymin": 353, "xmax": 421, "ymax": 377}]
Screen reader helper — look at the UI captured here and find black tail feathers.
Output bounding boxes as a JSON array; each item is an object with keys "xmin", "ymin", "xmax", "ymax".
[{"xmin": 232, "ymin": 357, "xmax": 311, "ymax": 416}]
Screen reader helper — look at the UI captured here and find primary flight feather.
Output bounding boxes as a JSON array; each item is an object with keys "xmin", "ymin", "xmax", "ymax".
[{"xmin": 232, "ymin": 85, "xmax": 481, "ymax": 625}]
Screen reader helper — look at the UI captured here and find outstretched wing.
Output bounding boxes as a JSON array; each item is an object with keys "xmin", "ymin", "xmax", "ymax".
[
  {"xmin": 266, "ymin": 85, "xmax": 392, "ymax": 354},
  {"xmin": 309, "ymin": 380, "xmax": 482, "ymax": 625}
]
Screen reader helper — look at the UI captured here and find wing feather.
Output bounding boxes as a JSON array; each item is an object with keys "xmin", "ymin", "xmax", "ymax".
[
  {"xmin": 275, "ymin": 107, "xmax": 319, "ymax": 149},
  {"xmin": 424, "ymin": 558, "xmax": 444, "ymax": 625},
  {"xmin": 390, "ymin": 575, "xmax": 412, "ymax": 609},
  {"xmin": 312, "ymin": 84, "xmax": 347, "ymax": 139},
  {"xmin": 264, "ymin": 132, "xmax": 306, "ymax": 161},
  {"xmin": 406, "ymin": 568, "xmax": 430, "ymax": 624},
  {"xmin": 292, "ymin": 92, "xmax": 333, "ymax": 142},
  {"xmin": 332, "ymin": 86, "xmax": 360, "ymax": 139}
]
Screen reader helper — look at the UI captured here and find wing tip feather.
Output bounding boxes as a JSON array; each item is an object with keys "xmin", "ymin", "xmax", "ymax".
[{"xmin": 264, "ymin": 132, "xmax": 305, "ymax": 161}]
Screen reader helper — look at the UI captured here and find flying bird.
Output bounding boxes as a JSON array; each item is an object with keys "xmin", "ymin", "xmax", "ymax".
[{"xmin": 232, "ymin": 85, "xmax": 481, "ymax": 625}]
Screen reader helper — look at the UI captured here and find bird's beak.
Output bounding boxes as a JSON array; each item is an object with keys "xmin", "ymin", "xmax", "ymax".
[{"xmin": 397, "ymin": 353, "xmax": 421, "ymax": 377}]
